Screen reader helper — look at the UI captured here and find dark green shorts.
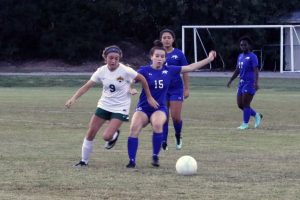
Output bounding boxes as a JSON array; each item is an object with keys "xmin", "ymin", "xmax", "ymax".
[{"xmin": 95, "ymin": 107, "xmax": 129, "ymax": 121}]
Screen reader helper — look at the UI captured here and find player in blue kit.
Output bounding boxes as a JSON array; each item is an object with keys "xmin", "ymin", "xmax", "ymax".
[
  {"xmin": 126, "ymin": 40, "xmax": 216, "ymax": 168},
  {"xmin": 160, "ymin": 28, "xmax": 189, "ymax": 150},
  {"xmin": 227, "ymin": 36, "xmax": 263, "ymax": 130}
]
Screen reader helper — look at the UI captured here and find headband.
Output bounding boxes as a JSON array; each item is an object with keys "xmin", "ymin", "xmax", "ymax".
[{"xmin": 104, "ymin": 47, "xmax": 122, "ymax": 56}]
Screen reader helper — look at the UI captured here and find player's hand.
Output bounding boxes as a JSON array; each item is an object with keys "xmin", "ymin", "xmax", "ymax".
[
  {"xmin": 226, "ymin": 80, "xmax": 232, "ymax": 88},
  {"xmin": 65, "ymin": 98, "xmax": 76, "ymax": 109},
  {"xmin": 129, "ymin": 88, "xmax": 138, "ymax": 95},
  {"xmin": 147, "ymin": 97, "xmax": 159, "ymax": 109},
  {"xmin": 184, "ymin": 89, "xmax": 190, "ymax": 99},
  {"xmin": 208, "ymin": 51, "xmax": 217, "ymax": 61}
]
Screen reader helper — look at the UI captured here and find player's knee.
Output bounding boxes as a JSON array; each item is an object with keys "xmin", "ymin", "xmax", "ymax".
[
  {"xmin": 102, "ymin": 133, "xmax": 111, "ymax": 141},
  {"xmin": 129, "ymin": 124, "xmax": 141, "ymax": 137},
  {"xmin": 152, "ymin": 122, "xmax": 163, "ymax": 133}
]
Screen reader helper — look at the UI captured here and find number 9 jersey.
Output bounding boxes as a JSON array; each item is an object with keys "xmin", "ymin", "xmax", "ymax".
[{"xmin": 90, "ymin": 63, "xmax": 138, "ymax": 115}]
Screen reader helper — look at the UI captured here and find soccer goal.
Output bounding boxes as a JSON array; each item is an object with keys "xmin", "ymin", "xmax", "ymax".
[{"xmin": 182, "ymin": 25, "xmax": 300, "ymax": 73}]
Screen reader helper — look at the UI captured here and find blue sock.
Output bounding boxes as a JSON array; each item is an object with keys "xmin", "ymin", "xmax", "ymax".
[
  {"xmin": 243, "ymin": 107, "xmax": 251, "ymax": 123},
  {"xmin": 152, "ymin": 133, "xmax": 163, "ymax": 156},
  {"xmin": 250, "ymin": 108, "xmax": 256, "ymax": 117},
  {"xmin": 162, "ymin": 121, "xmax": 168, "ymax": 143},
  {"xmin": 173, "ymin": 120, "xmax": 183, "ymax": 137},
  {"xmin": 127, "ymin": 137, "xmax": 138, "ymax": 162}
]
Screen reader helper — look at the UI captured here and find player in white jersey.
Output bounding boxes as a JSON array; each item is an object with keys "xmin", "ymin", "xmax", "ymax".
[{"xmin": 65, "ymin": 45, "xmax": 158, "ymax": 167}]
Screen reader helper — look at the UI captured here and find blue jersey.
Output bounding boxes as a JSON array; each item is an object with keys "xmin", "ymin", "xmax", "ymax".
[
  {"xmin": 137, "ymin": 65, "xmax": 182, "ymax": 110},
  {"xmin": 237, "ymin": 52, "xmax": 258, "ymax": 83},
  {"xmin": 166, "ymin": 48, "xmax": 188, "ymax": 91}
]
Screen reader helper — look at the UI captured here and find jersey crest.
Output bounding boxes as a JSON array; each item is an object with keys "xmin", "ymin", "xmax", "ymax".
[
  {"xmin": 116, "ymin": 76, "xmax": 124, "ymax": 82},
  {"xmin": 162, "ymin": 70, "xmax": 168, "ymax": 75},
  {"xmin": 171, "ymin": 55, "xmax": 179, "ymax": 59}
]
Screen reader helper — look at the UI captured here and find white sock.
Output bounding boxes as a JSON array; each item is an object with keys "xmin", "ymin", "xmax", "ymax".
[{"xmin": 81, "ymin": 138, "xmax": 93, "ymax": 164}]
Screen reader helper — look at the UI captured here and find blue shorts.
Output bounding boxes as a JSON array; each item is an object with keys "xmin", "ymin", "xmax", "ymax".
[
  {"xmin": 167, "ymin": 87, "xmax": 184, "ymax": 101},
  {"xmin": 237, "ymin": 81, "xmax": 256, "ymax": 96},
  {"xmin": 135, "ymin": 106, "xmax": 168, "ymax": 119}
]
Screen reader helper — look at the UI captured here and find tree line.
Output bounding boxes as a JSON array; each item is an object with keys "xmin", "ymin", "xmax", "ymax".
[{"xmin": 0, "ymin": 0, "xmax": 299, "ymax": 69}]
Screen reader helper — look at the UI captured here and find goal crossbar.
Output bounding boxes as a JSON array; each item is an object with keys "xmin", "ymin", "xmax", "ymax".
[{"xmin": 182, "ymin": 25, "xmax": 300, "ymax": 73}]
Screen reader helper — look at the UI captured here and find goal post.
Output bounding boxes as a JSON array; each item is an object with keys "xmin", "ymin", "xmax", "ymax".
[{"xmin": 182, "ymin": 25, "xmax": 300, "ymax": 73}]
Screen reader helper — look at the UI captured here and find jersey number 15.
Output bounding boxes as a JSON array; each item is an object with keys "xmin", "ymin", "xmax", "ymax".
[{"xmin": 154, "ymin": 80, "xmax": 164, "ymax": 89}]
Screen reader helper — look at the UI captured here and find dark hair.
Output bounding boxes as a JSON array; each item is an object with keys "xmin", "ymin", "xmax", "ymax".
[
  {"xmin": 239, "ymin": 36, "xmax": 253, "ymax": 46},
  {"xmin": 159, "ymin": 28, "xmax": 176, "ymax": 40},
  {"xmin": 149, "ymin": 40, "xmax": 166, "ymax": 56},
  {"xmin": 102, "ymin": 45, "xmax": 123, "ymax": 59}
]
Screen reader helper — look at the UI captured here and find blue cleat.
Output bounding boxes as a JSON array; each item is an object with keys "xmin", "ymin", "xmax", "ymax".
[
  {"xmin": 237, "ymin": 123, "xmax": 249, "ymax": 130},
  {"xmin": 254, "ymin": 113, "xmax": 263, "ymax": 128}
]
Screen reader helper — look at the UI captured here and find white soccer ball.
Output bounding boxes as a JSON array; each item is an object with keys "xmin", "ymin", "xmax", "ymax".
[{"xmin": 175, "ymin": 155, "xmax": 198, "ymax": 176}]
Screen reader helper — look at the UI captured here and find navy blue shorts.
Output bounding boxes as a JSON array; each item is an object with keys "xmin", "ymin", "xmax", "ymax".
[
  {"xmin": 135, "ymin": 106, "xmax": 168, "ymax": 119},
  {"xmin": 237, "ymin": 81, "xmax": 256, "ymax": 96}
]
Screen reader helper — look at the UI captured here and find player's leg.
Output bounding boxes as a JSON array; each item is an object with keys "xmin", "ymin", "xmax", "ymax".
[
  {"xmin": 236, "ymin": 93, "xmax": 249, "ymax": 129},
  {"xmin": 243, "ymin": 92, "xmax": 263, "ymax": 128},
  {"xmin": 169, "ymin": 101, "xmax": 183, "ymax": 150},
  {"xmin": 126, "ymin": 111, "xmax": 149, "ymax": 168},
  {"xmin": 150, "ymin": 110, "xmax": 167, "ymax": 167},
  {"xmin": 103, "ymin": 118, "xmax": 123, "ymax": 149},
  {"xmin": 162, "ymin": 99, "xmax": 170, "ymax": 150},
  {"xmin": 75, "ymin": 114, "xmax": 106, "ymax": 166},
  {"xmin": 237, "ymin": 93, "xmax": 254, "ymax": 130},
  {"xmin": 103, "ymin": 112, "xmax": 129, "ymax": 149}
]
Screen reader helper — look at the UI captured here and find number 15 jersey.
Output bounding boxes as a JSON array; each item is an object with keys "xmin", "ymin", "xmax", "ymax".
[{"xmin": 137, "ymin": 65, "xmax": 182, "ymax": 109}]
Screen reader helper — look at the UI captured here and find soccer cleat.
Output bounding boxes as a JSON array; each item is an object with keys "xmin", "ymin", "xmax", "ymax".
[
  {"xmin": 74, "ymin": 161, "xmax": 88, "ymax": 167},
  {"xmin": 175, "ymin": 135, "xmax": 182, "ymax": 150},
  {"xmin": 105, "ymin": 130, "xmax": 120, "ymax": 149},
  {"xmin": 151, "ymin": 155, "xmax": 160, "ymax": 167},
  {"xmin": 237, "ymin": 123, "xmax": 249, "ymax": 130},
  {"xmin": 126, "ymin": 160, "xmax": 136, "ymax": 168},
  {"xmin": 254, "ymin": 113, "xmax": 263, "ymax": 128},
  {"xmin": 161, "ymin": 141, "xmax": 168, "ymax": 151}
]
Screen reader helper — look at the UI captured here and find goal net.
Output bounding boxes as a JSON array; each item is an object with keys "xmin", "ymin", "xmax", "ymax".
[{"xmin": 181, "ymin": 25, "xmax": 300, "ymax": 73}]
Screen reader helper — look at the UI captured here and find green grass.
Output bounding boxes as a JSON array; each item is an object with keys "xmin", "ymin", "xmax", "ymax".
[{"xmin": 0, "ymin": 76, "xmax": 300, "ymax": 200}]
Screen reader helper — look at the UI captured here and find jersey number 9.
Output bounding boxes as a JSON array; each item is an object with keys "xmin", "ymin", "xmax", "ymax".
[{"xmin": 109, "ymin": 84, "xmax": 116, "ymax": 92}]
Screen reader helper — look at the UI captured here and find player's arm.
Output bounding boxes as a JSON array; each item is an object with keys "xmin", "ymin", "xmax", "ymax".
[
  {"xmin": 254, "ymin": 67, "xmax": 259, "ymax": 90},
  {"xmin": 129, "ymin": 84, "xmax": 138, "ymax": 95},
  {"xmin": 182, "ymin": 72, "xmax": 190, "ymax": 99},
  {"xmin": 181, "ymin": 51, "xmax": 216, "ymax": 73},
  {"xmin": 227, "ymin": 67, "xmax": 240, "ymax": 88},
  {"xmin": 65, "ymin": 80, "xmax": 95, "ymax": 108},
  {"xmin": 134, "ymin": 74, "xmax": 159, "ymax": 109}
]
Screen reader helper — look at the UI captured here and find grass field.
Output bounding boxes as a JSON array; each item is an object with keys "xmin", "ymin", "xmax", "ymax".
[{"xmin": 0, "ymin": 76, "xmax": 300, "ymax": 200}]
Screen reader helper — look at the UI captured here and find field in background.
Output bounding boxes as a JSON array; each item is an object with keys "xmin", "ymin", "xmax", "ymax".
[{"xmin": 0, "ymin": 76, "xmax": 300, "ymax": 200}]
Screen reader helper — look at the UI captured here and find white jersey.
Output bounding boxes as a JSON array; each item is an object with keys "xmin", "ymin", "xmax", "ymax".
[{"xmin": 90, "ymin": 63, "xmax": 138, "ymax": 115}]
